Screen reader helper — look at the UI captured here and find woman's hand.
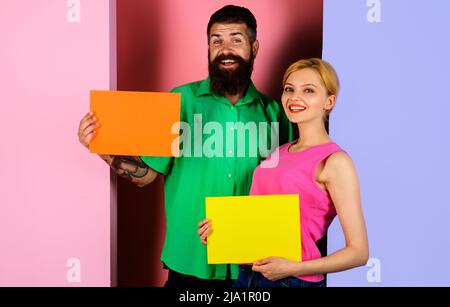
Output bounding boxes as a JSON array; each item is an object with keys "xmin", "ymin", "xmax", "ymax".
[
  {"xmin": 197, "ymin": 219, "xmax": 212, "ymax": 244},
  {"xmin": 252, "ymin": 257, "xmax": 297, "ymax": 281}
]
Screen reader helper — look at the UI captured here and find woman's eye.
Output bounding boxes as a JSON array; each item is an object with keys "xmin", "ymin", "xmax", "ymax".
[
  {"xmin": 304, "ymin": 88, "xmax": 314, "ymax": 94},
  {"xmin": 284, "ymin": 87, "xmax": 293, "ymax": 92}
]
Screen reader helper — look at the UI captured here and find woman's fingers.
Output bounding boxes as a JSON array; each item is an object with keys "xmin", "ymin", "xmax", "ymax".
[
  {"xmin": 197, "ymin": 222, "xmax": 210, "ymax": 235},
  {"xmin": 253, "ymin": 258, "xmax": 272, "ymax": 266},
  {"xmin": 197, "ymin": 219, "xmax": 210, "ymax": 228},
  {"xmin": 200, "ymin": 229, "xmax": 211, "ymax": 244},
  {"xmin": 198, "ymin": 219, "xmax": 211, "ymax": 244}
]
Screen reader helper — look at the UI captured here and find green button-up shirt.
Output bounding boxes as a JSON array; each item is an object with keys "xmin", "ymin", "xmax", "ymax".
[{"xmin": 141, "ymin": 78, "xmax": 292, "ymax": 280}]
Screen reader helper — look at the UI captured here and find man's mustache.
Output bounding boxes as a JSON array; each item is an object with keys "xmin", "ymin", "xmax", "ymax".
[{"xmin": 211, "ymin": 54, "xmax": 247, "ymax": 65}]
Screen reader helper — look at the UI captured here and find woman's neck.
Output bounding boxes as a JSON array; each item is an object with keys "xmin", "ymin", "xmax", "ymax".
[{"xmin": 295, "ymin": 121, "xmax": 331, "ymax": 148}]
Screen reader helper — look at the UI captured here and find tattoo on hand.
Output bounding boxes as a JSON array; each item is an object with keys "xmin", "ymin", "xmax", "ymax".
[{"xmin": 110, "ymin": 156, "xmax": 150, "ymax": 180}]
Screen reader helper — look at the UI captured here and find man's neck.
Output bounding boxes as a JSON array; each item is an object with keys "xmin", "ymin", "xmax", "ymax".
[
  {"xmin": 224, "ymin": 81, "xmax": 250, "ymax": 105},
  {"xmin": 225, "ymin": 92, "xmax": 243, "ymax": 105}
]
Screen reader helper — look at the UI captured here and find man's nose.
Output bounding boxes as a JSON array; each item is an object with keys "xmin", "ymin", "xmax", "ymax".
[{"xmin": 220, "ymin": 42, "xmax": 233, "ymax": 54}]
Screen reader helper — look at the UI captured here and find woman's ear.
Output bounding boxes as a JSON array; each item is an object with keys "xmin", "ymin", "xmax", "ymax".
[{"xmin": 325, "ymin": 95, "xmax": 337, "ymax": 112}]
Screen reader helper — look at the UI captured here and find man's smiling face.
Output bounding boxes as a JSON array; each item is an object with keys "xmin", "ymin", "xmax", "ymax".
[
  {"xmin": 208, "ymin": 22, "xmax": 255, "ymax": 69},
  {"xmin": 208, "ymin": 22, "xmax": 259, "ymax": 96}
]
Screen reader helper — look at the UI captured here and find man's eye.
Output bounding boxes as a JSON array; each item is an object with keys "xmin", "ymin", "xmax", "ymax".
[
  {"xmin": 212, "ymin": 40, "xmax": 221, "ymax": 45},
  {"xmin": 232, "ymin": 39, "xmax": 242, "ymax": 44}
]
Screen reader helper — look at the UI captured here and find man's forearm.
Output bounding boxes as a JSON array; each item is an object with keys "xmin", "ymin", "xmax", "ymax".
[{"xmin": 98, "ymin": 154, "xmax": 157, "ymax": 186}]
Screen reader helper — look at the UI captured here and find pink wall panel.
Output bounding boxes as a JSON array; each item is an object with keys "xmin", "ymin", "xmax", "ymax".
[{"xmin": 0, "ymin": 1, "xmax": 113, "ymax": 286}]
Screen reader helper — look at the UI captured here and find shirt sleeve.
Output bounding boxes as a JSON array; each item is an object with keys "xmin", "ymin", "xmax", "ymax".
[{"xmin": 140, "ymin": 155, "xmax": 174, "ymax": 176}]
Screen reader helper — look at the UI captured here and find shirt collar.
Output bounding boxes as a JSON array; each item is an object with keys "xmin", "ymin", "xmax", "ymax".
[{"xmin": 195, "ymin": 77, "xmax": 265, "ymax": 106}]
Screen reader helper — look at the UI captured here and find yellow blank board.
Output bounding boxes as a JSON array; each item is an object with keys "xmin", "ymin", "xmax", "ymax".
[{"xmin": 205, "ymin": 194, "xmax": 301, "ymax": 264}]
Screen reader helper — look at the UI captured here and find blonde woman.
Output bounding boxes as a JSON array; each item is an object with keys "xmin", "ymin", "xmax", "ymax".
[{"xmin": 198, "ymin": 58, "xmax": 369, "ymax": 287}]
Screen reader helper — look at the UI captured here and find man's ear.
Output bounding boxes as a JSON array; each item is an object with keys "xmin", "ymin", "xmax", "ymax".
[{"xmin": 252, "ymin": 40, "xmax": 260, "ymax": 58}]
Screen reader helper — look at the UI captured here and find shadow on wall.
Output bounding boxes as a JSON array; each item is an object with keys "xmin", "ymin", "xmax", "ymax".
[
  {"xmin": 265, "ymin": 24, "xmax": 323, "ymax": 101},
  {"xmin": 116, "ymin": 0, "xmax": 323, "ymax": 287},
  {"xmin": 263, "ymin": 0, "xmax": 323, "ymax": 114},
  {"xmin": 117, "ymin": 0, "xmax": 164, "ymax": 91},
  {"xmin": 117, "ymin": 0, "xmax": 167, "ymax": 287}
]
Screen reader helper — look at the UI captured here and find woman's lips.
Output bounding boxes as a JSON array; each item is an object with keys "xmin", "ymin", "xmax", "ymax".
[{"xmin": 288, "ymin": 103, "xmax": 306, "ymax": 113}]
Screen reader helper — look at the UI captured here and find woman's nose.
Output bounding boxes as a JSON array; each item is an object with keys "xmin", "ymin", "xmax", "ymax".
[{"xmin": 288, "ymin": 96, "xmax": 302, "ymax": 102}]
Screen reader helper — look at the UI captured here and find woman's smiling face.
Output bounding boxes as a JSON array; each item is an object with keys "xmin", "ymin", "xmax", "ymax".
[{"xmin": 282, "ymin": 68, "xmax": 335, "ymax": 124}]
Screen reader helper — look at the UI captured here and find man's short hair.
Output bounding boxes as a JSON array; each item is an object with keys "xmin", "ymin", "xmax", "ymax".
[{"xmin": 207, "ymin": 5, "xmax": 257, "ymax": 43}]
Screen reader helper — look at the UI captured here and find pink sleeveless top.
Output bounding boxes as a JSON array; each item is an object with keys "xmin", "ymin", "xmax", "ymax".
[{"xmin": 250, "ymin": 140, "xmax": 346, "ymax": 282}]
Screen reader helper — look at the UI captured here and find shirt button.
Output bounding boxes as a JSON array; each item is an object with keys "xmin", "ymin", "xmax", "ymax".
[
  {"xmin": 228, "ymin": 174, "xmax": 232, "ymax": 178},
  {"xmin": 228, "ymin": 150, "xmax": 233, "ymax": 155}
]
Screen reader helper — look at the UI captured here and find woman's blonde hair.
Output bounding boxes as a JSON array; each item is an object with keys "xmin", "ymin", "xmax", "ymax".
[{"xmin": 282, "ymin": 58, "xmax": 340, "ymax": 115}]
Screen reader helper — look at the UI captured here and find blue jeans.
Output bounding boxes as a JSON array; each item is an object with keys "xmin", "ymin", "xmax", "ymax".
[{"xmin": 233, "ymin": 265, "xmax": 326, "ymax": 288}]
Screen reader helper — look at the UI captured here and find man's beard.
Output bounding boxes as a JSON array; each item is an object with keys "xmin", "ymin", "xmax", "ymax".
[{"xmin": 208, "ymin": 52, "xmax": 254, "ymax": 96}]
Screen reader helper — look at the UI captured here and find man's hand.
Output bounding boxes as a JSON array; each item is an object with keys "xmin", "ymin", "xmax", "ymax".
[
  {"xmin": 197, "ymin": 219, "xmax": 212, "ymax": 244},
  {"xmin": 252, "ymin": 257, "xmax": 296, "ymax": 281},
  {"xmin": 77, "ymin": 111, "xmax": 158, "ymax": 187},
  {"xmin": 78, "ymin": 112, "xmax": 99, "ymax": 149}
]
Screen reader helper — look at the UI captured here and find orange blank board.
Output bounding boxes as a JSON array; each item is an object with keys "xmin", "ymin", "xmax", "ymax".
[{"xmin": 89, "ymin": 90, "xmax": 180, "ymax": 156}]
